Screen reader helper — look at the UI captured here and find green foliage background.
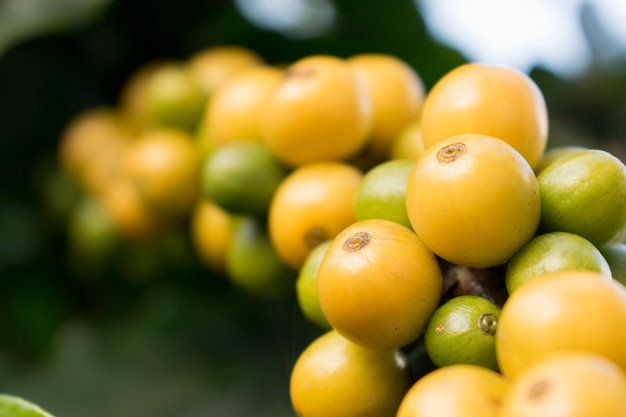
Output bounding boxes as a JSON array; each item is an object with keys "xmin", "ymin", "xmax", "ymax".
[{"xmin": 0, "ymin": 0, "xmax": 624, "ymax": 416}]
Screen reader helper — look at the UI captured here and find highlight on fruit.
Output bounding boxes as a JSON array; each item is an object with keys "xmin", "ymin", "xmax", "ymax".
[{"xmin": 40, "ymin": 42, "xmax": 626, "ymax": 417}]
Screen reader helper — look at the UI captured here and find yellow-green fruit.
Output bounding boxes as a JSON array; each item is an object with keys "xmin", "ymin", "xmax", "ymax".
[
  {"xmin": 262, "ymin": 55, "xmax": 372, "ymax": 167},
  {"xmin": 347, "ymin": 53, "xmax": 425, "ymax": 165},
  {"xmin": 318, "ymin": 219, "xmax": 442, "ymax": 350},
  {"xmin": 538, "ymin": 149, "xmax": 626, "ymax": 246},
  {"xmin": 499, "ymin": 352, "xmax": 626, "ymax": 417},
  {"xmin": 355, "ymin": 159, "xmax": 414, "ymax": 230},
  {"xmin": 390, "ymin": 119, "xmax": 425, "ymax": 161},
  {"xmin": 296, "ymin": 240, "xmax": 333, "ymax": 329},
  {"xmin": 203, "ymin": 66, "xmax": 283, "ymax": 146},
  {"xmin": 505, "ymin": 231, "xmax": 612, "ymax": 294},
  {"xmin": 424, "ymin": 295, "xmax": 501, "ymax": 371},
  {"xmin": 420, "ymin": 63, "xmax": 548, "ymax": 169},
  {"xmin": 290, "ymin": 330, "xmax": 411, "ymax": 417},
  {"xmin": 122, "ymin": 128, "xmax": 200, "ymax": 219},
  {"xmin": 396, "ymin": 364, "xmax": 507, "ymax": 417},
  {"xmin": 599, "ymin": 242, "xmax": 626, "ymax": 286},
  {"xmin": 406, "ymin": 134, "xmax": 541, "ymax": 268},
  {"xmin": 201, "ymin": 142, "xmax": 288, "ymax": 216},
  {"xmin": 188, "ymin": 45, "xmax": 264, "ymax": 95},
  {"xmin": 533, "ymin": 145, "xmax": 587, "ymax": 176},
  {"xmin": 226, "ymin": 216, "xmax": 295, "ymax": 298},
  {"xmin": 146, "ymin": 62, "xmax": 207, "ymax": 131}
]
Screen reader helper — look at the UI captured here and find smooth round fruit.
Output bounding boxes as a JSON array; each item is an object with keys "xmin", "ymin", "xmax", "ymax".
[
  {"xmin": 262, "ymin": 55, "xmax": 372, "ymax": 167},
  {"xmin": 347, "ymin": 53, "xmax": 425, "ymax": 165},
  {"xmin": 190, "ymin": 199, "xmax": 238, "ymax": 276},
  {"xmin": 118, "ymin": 58, "xmax": 172, "ymax": 132},
  {"xmin": 599, "ymin": 241, "xmax": 626, "ymax": 286},
  {"xmin": 505, "ymin": 231, "xmax": 612, "ymax": 294},
  {"xmin": 57, "ymin": 107, "xmax": 134, "ymax": 193},
  {"xmin": 318, "ymin": 219, "xmax": 442, "ymax": 350},
  {"xmin": 396, "ymin": 364, "xmax": 508, "ymax": 417},
  {"xmin": 99, "ymin": 177, "xmax": 164, "ymax": 241},
  {"xmin": 424, "ymin": 295, "xmax": 501, "ymax": 371},
  {"xmin": 122, "ymin": 128, "xmax": 200, "ymax": 219},
  {"xmin": 390, "ymin": 119, "xmax": 425, "ymax": 161},
  {"xmin": 500, "ymin": 351, "xmax": 626, "ymax": 417},
  {"xmin": 495, "ymin": 270, "xmax": 626, "ymax": 379},
  {"xmin": 203, "ymin": 65, "xmax": 283, "ymax": 147},
  {"xmin": 537, "ymin": 148, "xmax": 626, "ymax": 246},
  {"xmin": 268, "ymin": 161, "xmax": 363, "ymax": 271},
  {"xmin": 145, "ymin": 61, "xmax": 207, "ymax": 131},
  {"xmin": 420, "ymin": 63, "xmax": 548, "ymax": 169},
  {"xmin": 406, "ymin": 134, "xmax": 541, "ymax": 268},
  {"xmin": 0, "ymin": 394, "xmax": 55, "ymax": 417},
  {"xmin": 225, "ymin": 216, "xmax": 295, "ymax": 298},
  {"xmin": 290, "ymin": 330, "xmax": 411, "ymax": 417},
  {"xmin": 354, "ymin": 159, "xmax": 414, "ymax": 230},
  {"xmin": 188, "ymin": 45, "xmax": 264, "ymax": 95},
  {"xmin": 201, "ymin": 142, "xmax": 287, "ymax": 216},
  {"xmin": 66, "ymin": 197, "xmax": 118, "ymax": 263},
  {"xmin": 533, "ymin": 145, "xmax": 587, "ymax": 176},
  {"xmin": 296, "ymin": 240, "xmax": 332, "ymax": 329}
]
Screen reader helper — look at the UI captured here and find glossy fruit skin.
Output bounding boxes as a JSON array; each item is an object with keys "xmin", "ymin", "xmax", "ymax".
[
  {"xmin": 424, "ymin": 295, "xmax": 501, "ymax": 370},
  {"xmin": 99, "ymin": 177, "xmax": 164, "ymax": 242},
  {"xmin": 599, "ymin": 241, "xmax": 626, "ymax": 286},
  {"xmin": 354, "ymin": 159, "xmax": 414, "ymax": 230},
  {"xmin": 505, "ymin": 231, "xmax": 612, "ymax": 294},
  {"xmin": 495, "ymin": 270, "xmax": 626, "ymax": 379},
  {"xmin": 203, "ymin": 66, "xmax": 283, "ymax": 147},
  {"xmin": 537, "ymin": 149, "xmax": 626, "ymax": 246},
  {"xmin": 145, "ymin": 62, "xmax": 207, "ymax": 131},
  {"xmin": 190, "ymin": 200, "xmax": 237, "ymax": 276},
  {"xmin": 122, "ymin": 128, "xmax": 200, "ymax": 219},
  {"xmin": 296, "ymin": 240, "xmax": 333, "ymax": 329},
  {"xmin": 406, "ymin": 134, "xmax": 541, "ymax": 268},
  {"xmin": 290, "ymin": 330, "xmax": 411, "ymax": 417},
  {"xmin": 225, "ymin": 216, "xmax": 295, "ymax": 298},
  {"xmin": 66, "ymin": 197, "xmax": 119, "ymax": 279},
  {"xmin": 420, "ymin": 63, "xmax": 548, "ymax": 169},
  {"xmin": 268, "ymin": 161, "xmax": 363, "ymax": 271},
  {"xmin": 317, "ymin": 219, "xmax": 442, "ymax": 351},
  {"xmin": 390, "ymin": 119, "xmax": 425, "ymax": 161},
  {"xmin": 262, "ymin": 55, "xmax": 372, "ymax": 167},
  {"xmin": 533, "ymin": 145, "xmax": 587, "ymax": 176},
  {"xmin": 118, "ymin": 58, "xmax": 173, "ymax": 133},
  {"xmin": 200, "ymin": 142, "xmax": 287, "ymax": 216},
  {"xmin": 500, "ymin": 352, "xmax": 626, "ymax": 417},
  {"xmin": 57, "ymin": 107, "xmax": 134, "ymax": 195},
  {"xmin": 188, "ymin": 45, "xmax": 264, "ymax": 95},
  {"xmin": 347, "ymin": 53, "xmax": 425, "ymax": 165},
  {"xmin": 396, "ymin": 364, "xmax": 508, "ymax": 417}
]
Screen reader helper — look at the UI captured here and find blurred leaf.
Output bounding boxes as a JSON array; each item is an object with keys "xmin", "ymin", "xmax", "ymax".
[
  {"xmin": 0, "ymin": 394, "xmax": 55, "ymax": 417},
  {"xmin": 0, "ymin": 0, "xmax": 115, "ymax": 56}
]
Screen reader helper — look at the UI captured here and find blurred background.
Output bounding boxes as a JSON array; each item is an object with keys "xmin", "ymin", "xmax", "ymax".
[{"xmin": 0, "ymin": 0, "xmax": 625, "ymax": 415}]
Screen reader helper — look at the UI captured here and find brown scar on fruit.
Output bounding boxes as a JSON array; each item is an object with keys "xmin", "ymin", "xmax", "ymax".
[{"xmin": 439, "ymin": 258, "xmax": 508, "ymax": 307}]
